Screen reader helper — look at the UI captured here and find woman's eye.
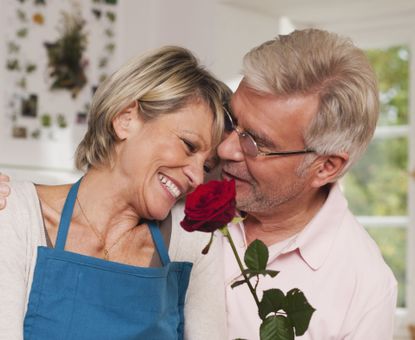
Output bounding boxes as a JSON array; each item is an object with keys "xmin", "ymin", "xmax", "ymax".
[{"xmin": 182, "ymin": 139, "xmax": 197, "ymax": 153}]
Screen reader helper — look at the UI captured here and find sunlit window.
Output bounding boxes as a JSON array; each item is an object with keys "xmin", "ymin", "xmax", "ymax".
[{"xmin": 342, "ymin": 45, "xmax": 409, "ymax": 308}]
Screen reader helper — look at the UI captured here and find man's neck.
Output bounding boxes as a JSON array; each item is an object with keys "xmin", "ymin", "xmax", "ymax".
[{"xmin": 243, "ymin": 186, "xmax": 330, "ymax": 246}]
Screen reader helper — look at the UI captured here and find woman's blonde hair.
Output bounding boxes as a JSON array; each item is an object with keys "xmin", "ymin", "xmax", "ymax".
[
  {"xmin": 75, "ymin": 46, "xmax": 231, "ymax": 170},
  {"xmin": 242, "ymin": 29, "xmax": 379, "ymax": 177}
]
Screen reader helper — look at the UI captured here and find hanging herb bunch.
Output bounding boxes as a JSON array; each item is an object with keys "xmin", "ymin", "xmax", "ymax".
[{"xmin": 44, "ymin": 6, "xmax": 87, "ymax": 98}]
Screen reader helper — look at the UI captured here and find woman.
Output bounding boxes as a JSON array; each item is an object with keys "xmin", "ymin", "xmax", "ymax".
[{"xmin": 0, "ymin": 46, "xmax": 231, "ymax": 339}]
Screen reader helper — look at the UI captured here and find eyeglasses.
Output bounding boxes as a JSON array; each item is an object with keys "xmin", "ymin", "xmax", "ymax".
[{"xmin": 223, "ymin": 105, "xmax": 315, "ymax": 158}]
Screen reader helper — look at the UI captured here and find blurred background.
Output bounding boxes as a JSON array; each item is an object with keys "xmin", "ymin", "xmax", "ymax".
[{"xmin": 0, "ymin": 0, "xmax": 414, "ymax": 338}]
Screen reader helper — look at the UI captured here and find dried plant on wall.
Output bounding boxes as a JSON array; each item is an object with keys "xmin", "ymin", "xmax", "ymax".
[
  {"xmin": 3, "ymin": 0, "xmax": 118, "ymax": 148},
  {"xmin": 44, "ymin": 7, "xmax": 87, "ymax": 98}
]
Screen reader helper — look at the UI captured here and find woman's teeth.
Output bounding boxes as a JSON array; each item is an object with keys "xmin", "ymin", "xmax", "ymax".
[{"xmin": 159, "ymin": 174, "xmax": 181, "ymax": 198}]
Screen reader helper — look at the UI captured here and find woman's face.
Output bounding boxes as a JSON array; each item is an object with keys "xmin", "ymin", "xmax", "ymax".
[{"xmin": 114, "ymin": 100, "xmax": 216, "ymax": 221}]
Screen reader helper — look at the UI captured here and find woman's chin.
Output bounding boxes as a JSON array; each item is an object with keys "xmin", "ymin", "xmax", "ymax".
[{"xmin": 148, "ymin": 205, "xmax": 173, "ymax": 222}]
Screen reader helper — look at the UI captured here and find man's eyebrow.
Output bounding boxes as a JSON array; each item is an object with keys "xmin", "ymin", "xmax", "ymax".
[
  {"xmin": 232, "ymin": 107, "xmax": 279, "ymax": 148},
  {"xmin": 245, "ymin": 127, "xmax": 276, "ymax": 148}
]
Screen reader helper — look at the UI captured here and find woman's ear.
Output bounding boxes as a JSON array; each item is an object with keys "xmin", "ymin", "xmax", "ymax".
[
  {"xmin": 112, "ymin": 101, "xmax": 140, "ymax": 140},
  {"xmin": 310, "ymin": 152, "xmax": 349, "ymax": 188}
]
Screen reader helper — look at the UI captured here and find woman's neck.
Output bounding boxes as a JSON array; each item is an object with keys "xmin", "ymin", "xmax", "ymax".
[{"xmin": 76, "ymin": 168, "xmax": 142, "ymax": 238}]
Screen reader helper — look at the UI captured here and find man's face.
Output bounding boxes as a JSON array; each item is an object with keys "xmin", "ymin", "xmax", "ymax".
[{"xmin": 218, "ymin": 82, "xmax": 319, "ymax": 215}]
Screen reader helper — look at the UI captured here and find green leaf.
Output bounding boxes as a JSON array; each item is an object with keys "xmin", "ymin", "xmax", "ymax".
[
  {"xmin": 242, "ymin": 268, "xmax": 279, "ymax": 278},
  {"xmin": 258, "ymin": 289, "xmax": 286, "ymax": 320},
  {"xmin": 230, "ymin": 279, "xmax": 247, "ymax": 289},
  {"xmin": 260, "ymin": 315, "xmax": 294, "ymax": 340},
  {"xmin": 264, "ymin": 269, "xmax": 279, "ymax": 277},
  {"xmin": 284, "ymin": 288, "xmax": 316, "ymax": 336},
  {"xmin": 244, "ymin": 239, "xmax": 268, "ymax": 271}
]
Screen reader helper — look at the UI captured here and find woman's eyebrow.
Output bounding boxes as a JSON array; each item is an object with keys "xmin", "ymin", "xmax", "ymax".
[{"xmin": 181, "ymin": 130, "xmax": 209, "ymax": 149}]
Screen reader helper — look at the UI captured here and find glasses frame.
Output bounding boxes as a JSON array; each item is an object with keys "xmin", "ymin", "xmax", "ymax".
[{"xmin": 223, "ymin": 105, "xmax": 315, "ymax": 158}]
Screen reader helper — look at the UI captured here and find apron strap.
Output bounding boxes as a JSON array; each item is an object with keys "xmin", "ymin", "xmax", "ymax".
[
  {"xmin": 55, "ymin": 178, "xmax": 83, "ymax": 250},
  {"xmin": 147, "ymin": 220, "xmax": 171, "ymax": 265}
]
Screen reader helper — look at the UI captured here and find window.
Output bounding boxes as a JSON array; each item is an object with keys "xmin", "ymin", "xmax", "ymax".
[{"xmin": 342, "ymin": 46, "xmax": 410, "ymax": 308}]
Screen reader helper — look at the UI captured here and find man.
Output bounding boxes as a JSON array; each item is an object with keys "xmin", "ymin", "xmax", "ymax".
[
  {"xmin": 0, "ymin": 29, "xmax": 397, "ymax": 339},
  {"xmin": 220, "ymin": 29, "xmax": 397, "ymax": 339}
]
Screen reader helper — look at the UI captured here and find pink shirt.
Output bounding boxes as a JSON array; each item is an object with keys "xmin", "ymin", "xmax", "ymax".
[{"xmin": 224, "ymin": 184, "xmax": 397, "ymax": 340}]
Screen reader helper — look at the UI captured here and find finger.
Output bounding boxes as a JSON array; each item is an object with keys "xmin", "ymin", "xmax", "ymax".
[
  {"xmin": 0, "ymin": 173, "xmax": 10, "ymax": 182},
  {"xmin": 0, "ymin": 183, "xmax": 11, "ymax": 196},
  {"xmin": 0, "ymin": 197, "xmax": 6, "ymax": 210}
]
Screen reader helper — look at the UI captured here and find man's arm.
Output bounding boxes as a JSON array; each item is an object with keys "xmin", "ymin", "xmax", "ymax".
[
  {"xmin": 346, "ymin": 284, "xmax": 397, "ymax": 340},
  {"xmin": 0, "ymin": 182, "xmax": 30, "ymax": 339},
  {"xmin": 0, "ymin": 173, "xmax": 10, "ymax": 209}
]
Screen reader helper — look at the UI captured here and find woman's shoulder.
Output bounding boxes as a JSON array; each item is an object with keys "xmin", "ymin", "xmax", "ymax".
[{"xmin": 35, "ymin": 183, "xmax": 70, "ymax": 211}]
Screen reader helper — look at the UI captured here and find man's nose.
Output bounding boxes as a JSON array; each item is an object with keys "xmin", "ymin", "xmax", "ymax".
[{"xmin": 218, "ymin": 130, "xmax": 244, "ymax": 161}]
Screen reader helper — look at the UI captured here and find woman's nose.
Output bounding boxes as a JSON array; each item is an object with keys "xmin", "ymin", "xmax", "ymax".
[
  {"xmin": 183, "ymin": 160, "xmax": 205, "ymax": 190},
  {"xmin": 217, "ymin": 130, "xmax": 244, "ymax": 162}
]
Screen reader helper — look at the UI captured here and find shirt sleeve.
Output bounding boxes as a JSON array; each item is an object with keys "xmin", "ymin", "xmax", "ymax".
[
  {"xmin": 183, "ymin": 232, "xmax": 227, "ymax": 340},
  {"xmin": 169, "ymin": 203, "xmax": 227, "ymax": 340},
  {"xmin": 346, "ymin": 284, "xmax": 397, "ymax": 340},
  {"xmin": 0, "ymin": 182, "xmax": 32, "ymax": 340}
]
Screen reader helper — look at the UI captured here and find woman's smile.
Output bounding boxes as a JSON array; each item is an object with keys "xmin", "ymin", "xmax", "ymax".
[{"xmin": 158, "ymin": 173, "xmax": 182, "ymax": 199}]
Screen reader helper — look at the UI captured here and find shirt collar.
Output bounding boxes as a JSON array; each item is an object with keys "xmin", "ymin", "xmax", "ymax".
[
  {"xmin": 227, "ymin": 183, "xmax": 348, "ymax": 271},
  {"xmin": 288, "ymin": 183, "xmax": 348, "ymax": 270}
]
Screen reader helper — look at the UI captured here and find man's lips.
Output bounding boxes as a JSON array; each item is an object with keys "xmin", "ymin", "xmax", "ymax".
[{"xmin": 222, "ymin": 169, "xmax": 249, "ymax": 183}]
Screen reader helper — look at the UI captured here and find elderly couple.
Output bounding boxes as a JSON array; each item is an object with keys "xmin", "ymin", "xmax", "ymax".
[{"xmin": 0, "ymin": 29, "xmax": 397, "ymax": 340}]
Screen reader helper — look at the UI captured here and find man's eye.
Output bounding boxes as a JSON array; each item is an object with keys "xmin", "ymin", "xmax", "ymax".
[
  {"xmin": 182, "ymin": 139, "xmax": 196, "ymax": 153},
  {"xmin": 203, "ymin": 164, "xmax": 212, "ymax": 173}
]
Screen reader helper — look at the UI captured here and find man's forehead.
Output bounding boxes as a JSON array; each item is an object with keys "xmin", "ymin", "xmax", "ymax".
[{"xmin": 231, "ymin": 83, "xmax": 318, "ymax": 116}]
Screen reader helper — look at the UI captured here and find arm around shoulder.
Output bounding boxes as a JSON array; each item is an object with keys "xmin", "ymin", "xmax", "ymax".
[
  {"xmin": 182, "ymin": 231, "xmax": 227, "ymax": 340},
  {"xmin": 169, "ymin": 203, "xmax": 227, "ymax": 340},
  {"xmin": 0, "ymin": 181, "xmax": 38, "ymax": 339}
]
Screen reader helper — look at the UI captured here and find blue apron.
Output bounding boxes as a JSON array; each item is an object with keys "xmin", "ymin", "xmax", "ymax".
[{"xmin": 24, "ymin": 179, "xmax": 193, "ymax": 340}]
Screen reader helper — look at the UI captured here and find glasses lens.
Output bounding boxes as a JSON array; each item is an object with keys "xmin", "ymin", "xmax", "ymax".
[
  {"xmin": 224, "ymin": 108, "xmax": 234, "ymax": 132},
  {"xmin": 239, "ymin": 133, "xmax": 258, "ymax": 157}
]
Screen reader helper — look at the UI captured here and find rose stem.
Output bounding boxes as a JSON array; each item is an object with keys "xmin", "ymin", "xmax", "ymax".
[{"xmin": 220, "ymin": 227, "xmax": 260, "ymax": 307}]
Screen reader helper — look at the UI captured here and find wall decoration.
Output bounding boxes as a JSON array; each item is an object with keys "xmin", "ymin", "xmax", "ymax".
[
  {"xmin": 57, "ymin": 113, "xmax": 67, "ymax": 128},
  {"xmin": 21, "ymin": 94, "xmax": 38, "ymax": 117},
  {"xmin": 76, "ymin": 111, "xmax": 87, "ymax": 124},
  {"xmin": 32, "ymin": 13, "xmax": 44, "ymax": 25},
  {"xmin": 44, "ymin": 5, "xmax": 87, "ymax": 98},
  {"xmin": 1, "ymin": 0, "xmax": 119, "ymax": 170},
  {"xmin": 12, "ymin": 126, "xmax": 27, "ymax": 138}
]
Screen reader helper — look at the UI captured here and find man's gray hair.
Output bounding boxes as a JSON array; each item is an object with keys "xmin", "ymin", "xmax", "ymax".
[{"xmin": 242, "ymin": 29, "xmax": 379, "ymax": 177}]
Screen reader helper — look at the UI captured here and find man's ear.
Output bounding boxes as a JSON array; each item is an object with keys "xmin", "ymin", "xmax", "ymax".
[
  {"xmin": 310, "ymin": 153, "xmax": 349, "ymax": 187},
  {"xmin": 112, "ymin": 101, "xmax": 140, "ymax": 140}
]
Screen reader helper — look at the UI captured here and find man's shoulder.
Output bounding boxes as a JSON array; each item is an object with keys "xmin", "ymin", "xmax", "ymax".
[
  {"xmin": 0, "ymin": 180, "xmax": 43, "ymax": 248},
  {"xmin": 334, "ymin": 209, "xmax": 397, "ymax": 287},
  {"xmin": 1, "ymin": 181, "xmax": 38, "ymax": 214}
]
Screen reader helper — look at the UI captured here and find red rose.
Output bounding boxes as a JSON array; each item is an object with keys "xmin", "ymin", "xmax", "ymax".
[{"xmin": 180, "ymin": 179, "xmax": 236, "ymax": 233}]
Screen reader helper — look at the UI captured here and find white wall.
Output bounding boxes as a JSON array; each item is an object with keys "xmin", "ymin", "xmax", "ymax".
[
  {"xmin": 0, "ymin": 0, "xmax": 117, "ymax": 183},
  {"xmin": 0, "ymin": 0, "xmax": 281, "ymax": 183}
]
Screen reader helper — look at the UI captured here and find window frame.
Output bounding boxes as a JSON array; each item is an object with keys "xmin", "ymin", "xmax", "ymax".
[{"xmin": 351, "ymin": 41, "xmax": 415, "ymax": 339}]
